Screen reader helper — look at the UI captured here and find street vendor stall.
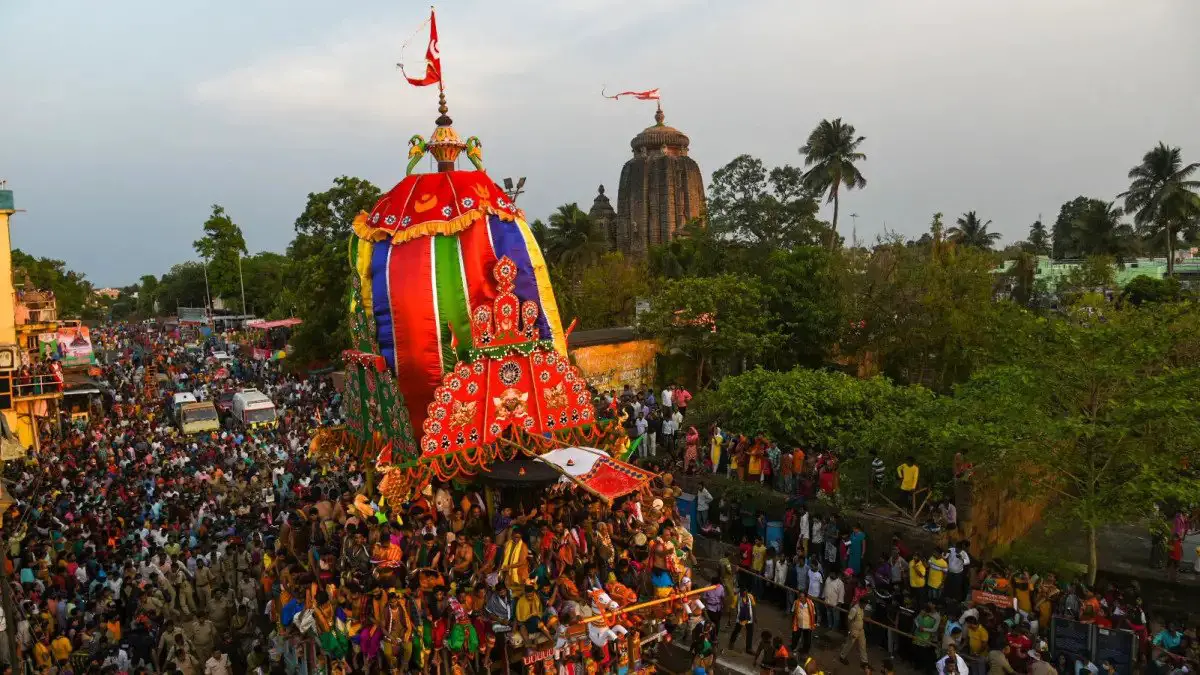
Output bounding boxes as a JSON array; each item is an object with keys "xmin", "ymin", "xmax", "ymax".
[{"xmin": 244, "ymin": 317, "xmax": 301, "ymax": 360}]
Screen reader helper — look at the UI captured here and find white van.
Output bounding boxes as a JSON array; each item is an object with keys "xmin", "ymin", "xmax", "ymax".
[
  {"xmin": 231, "ymin": 389, "xmax": 277, "ymax": 429},
  {"xmin": 171, "ymin": 392, "xmax": 198, "ymax": 420}
]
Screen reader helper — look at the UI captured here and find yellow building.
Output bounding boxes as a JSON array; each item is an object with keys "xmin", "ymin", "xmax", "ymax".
[{"xmin": 0, "ymin": 185, "xmax": 63, "ymax": 455}]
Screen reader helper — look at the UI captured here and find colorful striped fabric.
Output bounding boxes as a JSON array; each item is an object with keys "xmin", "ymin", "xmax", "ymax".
[{"xmin": 361, "ymin": 212, "xmax": 567, "ymax": 434}]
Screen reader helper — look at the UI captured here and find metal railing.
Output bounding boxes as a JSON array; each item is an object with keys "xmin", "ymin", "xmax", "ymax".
[{"xmin": 12, "ymin": 374, "xmax": 63, "ymax": 398}]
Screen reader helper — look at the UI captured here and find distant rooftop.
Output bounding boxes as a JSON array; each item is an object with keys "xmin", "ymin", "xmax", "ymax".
[{"xmin": 997, "ymin": 255, "xmax": 1200, "ymax": 289}]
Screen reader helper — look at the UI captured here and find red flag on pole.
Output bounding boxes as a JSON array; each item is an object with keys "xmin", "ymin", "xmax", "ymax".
[
  {"xmin": 602, "ymin": 87, "xmax": 660, "ymax": 101},
  {"xmin": 400, "ymin": 8, "xmax": 442, "ymax": 87}
]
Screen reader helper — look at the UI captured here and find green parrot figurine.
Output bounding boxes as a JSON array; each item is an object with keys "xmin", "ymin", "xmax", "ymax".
[
  {"xmin": 406, "ymin": 135, "xmax": 427, "ymax": 176},
  {"xmin": 465, "ymin": 137, "xmax": 484, "ymax": 172}
]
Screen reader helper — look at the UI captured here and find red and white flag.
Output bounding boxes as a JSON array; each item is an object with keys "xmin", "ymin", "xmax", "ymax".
[
  {"xmin": 602, "ymin": 87, "xmax": 660, "ymax": 101},
  {"xmin": 400, "ymin": 9, "xmax": 442, "ymax": 87}
]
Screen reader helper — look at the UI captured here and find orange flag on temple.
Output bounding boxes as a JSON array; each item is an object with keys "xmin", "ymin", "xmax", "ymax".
[{"xmin": 400, "ymin": 8, "xmax": 442, "ymax": 87}]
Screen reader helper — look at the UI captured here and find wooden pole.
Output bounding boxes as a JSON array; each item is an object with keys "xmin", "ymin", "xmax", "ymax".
[{"xmin": 571, "ymin": 585, "xmax": 716, "ymax": 626}]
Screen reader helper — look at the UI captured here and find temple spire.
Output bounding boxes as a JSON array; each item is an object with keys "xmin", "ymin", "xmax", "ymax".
[
  {"xmin": 427, "ymin": 84, "xmax": 466, "ymax": 172},
  {"xmin": 654, "ymin": 101, "xmax": 664, "ymax": 127}
]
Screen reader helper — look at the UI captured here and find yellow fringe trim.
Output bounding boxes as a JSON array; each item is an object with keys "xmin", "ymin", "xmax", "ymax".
[{"xmin": 352, "ymin": 206, "xmax": 521, "ymax": 244}]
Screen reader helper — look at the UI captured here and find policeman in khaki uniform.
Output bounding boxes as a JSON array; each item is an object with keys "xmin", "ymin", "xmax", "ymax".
[
  {"xmin": 194, "ymin": 559, "xmax": 214, "ymax": 610},
  {"xmin": 187, "ymin": 611, "xmax": 219, "ymax": 665},
  {"xmin": 173, "ymin": 567, "xmax": 196, "ymax": 617},
  {"xmin": 207, "ymin": 587, "xmax": 233, "ymax": 637},
  {"xmin": 156, "ymin": 620, "xmax": 190, "ymax": 672},
  {"xmin": 156, "ymin": 570, "xmax": 177, "ymax": 615}
]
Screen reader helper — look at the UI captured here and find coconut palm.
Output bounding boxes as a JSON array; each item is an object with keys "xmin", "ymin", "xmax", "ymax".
[
  {"xmin": 799, "ymin": 118, "xmax": 867, "ymax": 249},
  {"xmin": 1026, "ymin": 219, "xmax": 1051, "ymax": 255},
  {"xmin": 1072, "ymin": 200, "xmax": 1137, "ymax": 262},
  {"xmin": 546, "ymin": 204, "xmax": 606, "ymax": 269},
  {"xmin": 1119, "ymin": 143, "xmax": 1200, "ymax": 276},
  {"xmin": 947, "ymin": 211, "xmax": 1001, "ymax": 250},
  {"xmin": 528, "ymin": 218, "xmax": 550, "ymax": 251}
]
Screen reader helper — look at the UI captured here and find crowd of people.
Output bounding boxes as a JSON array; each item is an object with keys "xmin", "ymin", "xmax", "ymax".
[
  {"xmin": 590, "ymin": 384, "xmax": 1199, "ymax": 675},
  {"xmin": 0, "ymin": 327, "xmax": 716, "ymax": 675},
  {"xmin": 2, "ymin": 324, "xmax": 1196, "ymax": 675}
]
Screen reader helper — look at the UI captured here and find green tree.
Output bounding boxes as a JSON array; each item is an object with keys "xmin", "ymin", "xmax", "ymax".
[
  {"xmin": 1122, "ymin": 275, "xmax": 1183, "ymax": 306},
  {"xmin": 11, "ymin": 249, "xmax": 94, "ymax": 318},
  {"xmin": 136, "ymin": 275, "xmax": 159, "ymax": 316},
  {"xmin": 545, "ymin": 203, "xmax": 605, "ymax": 269},
  {"xmin": 240, "ymin": 252, "xmax": 290, "ymax": 317},
  {"xmin": 800, "ymin": 119, "xmax": 867, "ymax": 249},
  {"xmin": 565, "ymin": 252, "xmax": 648, "ymax": 330},
  {"xmin": 288, "ymin": 176, "xmax": 382, "ymax": 363},
  {"xmin": 529, "ymin": 218, "xmax": 550, "ymax": 251},
  {"xmin": 193, "ymin": 205, "xmax": 248, "ymax": 308},
  {"xmin": 1052, "ymin": 197, "xmax": 1106, "ymax": 259},
  {"xmin": 154, "ymin": 262, "xmax": 209, "ymax": 312},
  {"xmin": 697, "ymin": 366, "xmax": 934, "ymax": 451},
  {"xmin": 640, "ymin": 273, "xmax": 779, "ymax": 387},
  {"xmin": 1057, "ymin": 255, "xmax": 1117, "ymax": 302},
  {"xmin": 1005, "ymin": 251, "xmax": 1039, "ymax": 306},
  {"xmin": 707, "ymin": 154, "xmax": 824, "ymax": 250},
  {"xmin": 1026, "ymin": 218, "xmax": 1051, "ymax": 255},
  {"xmin": 841, "ymin": 239, "xmax": 1003, "ymax": 391},
  {"xmin": 1072, "ymin": 200, "xmax": 1136, "ymax": 261},
  {"xmin": 1120, "ymin": 143, "xmax": 1200, "ymax": 276},
  {"xmin": 944, "ymin": 300, "xmax": 1200, "ymax": 582},
  {"xmin": 948, "ymin": 211, "xmax": 1001, "ymax": 250},
  {"xmin": 760, "ymin": 247, "xmax": 843, "ymax": 369},
  {"xmin": 648, "ymin": 219, "xmax": 731, "ymax": 280}
]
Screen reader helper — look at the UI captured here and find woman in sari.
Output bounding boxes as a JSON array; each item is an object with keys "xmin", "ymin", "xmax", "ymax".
[
  {"xmin": 709, "ymin": 425, "xmax": 723, "ymax": 473},
  {"xmin": 684, "ymin": 427, "xmax": 700, "ymax": 474}
]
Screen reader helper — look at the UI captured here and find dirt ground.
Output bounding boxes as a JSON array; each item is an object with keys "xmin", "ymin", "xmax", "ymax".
[{"xmin": 680, "ymin": 591, "xmax": 924, "ymax": 675}]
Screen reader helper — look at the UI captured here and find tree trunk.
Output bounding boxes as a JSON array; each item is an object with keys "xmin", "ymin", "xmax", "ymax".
[
  {"xmin": 1166, "ymin": 221, "xmax": 1175, "ymax": 277},
  {"xmin": 829, "ymin": 187, "xmax": 841, "ymax": 249},
  {"xmin": 1087, "ymin": 523, "xmax": 1099, "ymax": 585},
  {"xmin": 696, "ymin": 353, "xmax": 706, "ymax": 390}
]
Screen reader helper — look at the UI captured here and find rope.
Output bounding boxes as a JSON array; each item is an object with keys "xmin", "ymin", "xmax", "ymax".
[
  {"xmin": 731, "ymin": 564, "xmax": 921, "ymax": 640},
  {"xmin": 396, "ymin": 15, "xmax": 431, "ymax": 81}
]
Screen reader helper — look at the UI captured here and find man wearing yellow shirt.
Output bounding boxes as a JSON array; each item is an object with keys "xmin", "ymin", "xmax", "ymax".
[
  {"xmin": 32, "ymin": 638, "xmax": 52, "ymax": 672},
  {"xmin": 927, "ymin": 551, "xmax": 948, "ymax": 601},
  {"xmin": 50, "ymin": 633, "xmax": 74, "ymax": 665},
  {"xmin": 897, "ymin": 456, "xmax": 920, "ymax": 512},
  {"xmin": 751, "ymin": 537, "xmax": 768, "ymax": 596},
  {"xmin": 965, "ymin": 616, "xmax": 989, "ymax": 658},
  {"xmin": 909, "ymin": 555, "xmax": 927, "ymax": 605}
]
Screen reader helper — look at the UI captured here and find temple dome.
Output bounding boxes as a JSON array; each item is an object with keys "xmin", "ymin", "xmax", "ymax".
[{"xmin": 630, "ymin": 107, "xmax": 691, "ymax": 156}]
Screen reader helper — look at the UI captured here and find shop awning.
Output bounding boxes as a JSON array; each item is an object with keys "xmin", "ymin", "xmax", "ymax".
[{"xmin": 245, "ymin": 318, "xmax": 302, "ymax": 330}]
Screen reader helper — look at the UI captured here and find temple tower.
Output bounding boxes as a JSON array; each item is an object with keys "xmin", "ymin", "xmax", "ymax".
[
  {"xmin": 587, "ymin": 185, "xmax": 617, "ymax": 250},
  {"xmin": 613, "ymin": 105, "xmax": 705, "ymax": 257}
]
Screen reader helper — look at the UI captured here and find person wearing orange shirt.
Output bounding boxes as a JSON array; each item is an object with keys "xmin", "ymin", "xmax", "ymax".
[{"xmin": 780, "ymin": 449, "xmax": 794, "ymax": 495}]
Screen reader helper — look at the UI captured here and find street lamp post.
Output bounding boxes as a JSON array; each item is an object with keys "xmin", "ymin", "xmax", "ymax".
[
  {"xmin": 201, "ymin": 257, "xmax": 212, "ymax": 318},
  {"xmin": 238, "ymin": 252, "xmax": 247, "ymax": 317},
  {"xmin": 502, "ymin": 177, "xmax": 527, "ymax": 204}
]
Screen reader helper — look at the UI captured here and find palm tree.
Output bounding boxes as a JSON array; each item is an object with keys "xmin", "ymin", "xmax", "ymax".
[
  {"xmin": 1119, "ymin": 143, "xmax": 1200, "ymax": 276},
  {"xmin": 947, "ymin": 211, "xmax": 1001, "ymax": 249},
  {"xmin": 1026, "ymin": 218, "xmax": 1051, "ymax": 255},
  {"xmin": 528, "ymin": 218, "xmax": 550, "ymax": 251},
  {"xmin": 1072, "ymin": 200, "xmax": 1136, "ymax": 262},
  {"xmin": 799, "ymin": 118, "xmax": 867, "ymax": 249},
  {"xmin": 546, "ymin": 204, "xmax": 606, "ymax": 269}
]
